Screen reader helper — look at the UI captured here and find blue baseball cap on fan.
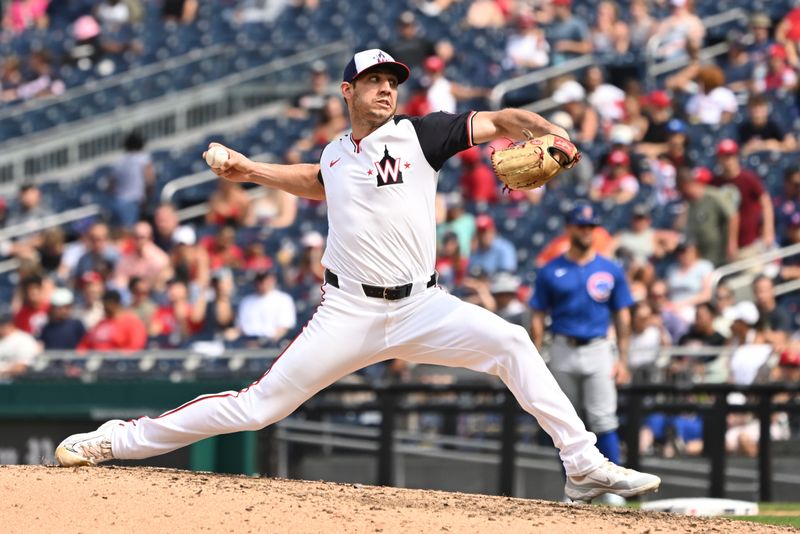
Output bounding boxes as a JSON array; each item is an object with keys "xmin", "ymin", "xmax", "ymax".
[
  {"xmin": 567, "ymin": 201, "xmax": 601, "ymax": 226},
  {"xmin": 342, "ymin": 49, "xmax": 410, "ymax": 84}
]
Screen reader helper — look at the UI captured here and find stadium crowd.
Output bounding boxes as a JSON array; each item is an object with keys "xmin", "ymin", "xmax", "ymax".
[{"xmin": 1, "ymin": 0, "xmax": 800, "ymax": 457}]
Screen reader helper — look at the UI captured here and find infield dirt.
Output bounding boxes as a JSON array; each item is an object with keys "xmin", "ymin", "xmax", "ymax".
[{"xmin": 0, "ymin": 465, "xmax": 793, "ymax": 533}]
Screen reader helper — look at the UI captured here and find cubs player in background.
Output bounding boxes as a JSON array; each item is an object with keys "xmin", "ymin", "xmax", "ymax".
[
  {"xmin": 531, "ymin": 203, "xmax": 633, "ymax": 503},
  {"xmin": 56, "ymin": 49, "xmax": 659, "ymax": 502}
]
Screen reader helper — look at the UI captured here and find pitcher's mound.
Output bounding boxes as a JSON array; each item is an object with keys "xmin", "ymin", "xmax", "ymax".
[{"xmin": 0, "ymin": 465, "xmax": 791, "ymax": 533}]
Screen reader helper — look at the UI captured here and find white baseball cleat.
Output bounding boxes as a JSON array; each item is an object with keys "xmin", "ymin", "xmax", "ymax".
[
  {"xmin": 565, "ymin": 460, "xmax": 661, "ymax": 503},
  {"xmin": 55, "ymin": 420, "xmax": 123, "ymax": 467}
]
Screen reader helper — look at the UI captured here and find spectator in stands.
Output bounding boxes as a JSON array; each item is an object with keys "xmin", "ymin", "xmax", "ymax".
[
  {"xmin": 685, "ymin": 65, "xmax": 738, "ymax": 125},
  {"xmin": 285, "ymin": 61, "xmax": 334, "ymax": 120},
  {"xmin": 149, "ymin": 278, "xmax": 204, "ymax": 346},
  {"xmin": 436, "ymin": 192, "xmax": 474, "ymax": 263},
  {"xmin": 95, "ymin": 0, "xmax": 130, "ymax": 31},
  {"xmin": 2, "ymin": 0, "xmax": 49, "ymax": 34},
  {"xmin": 544, "ymin": 0, "xmax": 592, "ymax": 64},
  {"xmin": 628, "ymin": 0, "xmax": 655, "ymax": 52},
  {"xmin": 435, "ymin": 231, "xmax": 466, "ymax": 290},
  {"xmin": 652, "ymin": 0, "xmax": 704, "ymax": 61},
  {"xmin": 161, "ymin": 0, "xmax": 197, "ymax": 23},
  {"xmin": 13, "ymin": 274, "xmax": 49, "ymax": 336},
  {"xmin": 723, "ymin": 32, "xmax": 754, "ymax": 96},
  {"xmin": 242, "ymin": 241, "xmax": 272, "ymax": 272},
  {"xmin": 590, "ymin": 1, "xmax": 629, "ymax": 57},
  {"xmin": 113, "ymin": 221, "xmax": 172, "ymax": 291},
  {"xmin": 551, "ymin": 79, "xmax": 599, "ymax": 146},
  {"xmin": 638, "ymin": 91, "xmax": 674, "ymax": 149},
  {"xmin": 15, "ymin": 50, "xmax": 64, "ymax": 101},
  {"xmin": 585, "ymin": 66, "xmax": 626, "ymax": 127},
  {"xmin": 589, "ymin": 150, "xmax": 639, "ymax": 204},
  {"xmin": 489, "ymin": 272, "xmax": 526, "ymax": 327},
  {"xmin": 152, "ymin": 203, "xmax": 179, "ymax": 253},
  {"xmin": 6, "ymin": 183, "xmax": 53, "ymax": 227},
  {"xmin": 74, "ymin": 222, "xmax": 118, "ymax": 282},
  {"xmin": 128, "ymin": 276, "xmax": 156, "ymax": 326},
  {"xmin": 713, "ymin": 283, "xmax": 736, "ymax": 338},
  {"xmin": 728, "ymin": 301, "xmax": 771, "ymax": 379},
  {"xmin": 779, "ymin": 213, "xmax": 800, "ymax": 282},
  {"xmin": 420, "ymin": 55, "xmax": 489, "ymax": 114},
  {"xmin": 666, "ymin": 239, "xmax": 713, "ymax": 323},
  {"xmin": 629, "ymin": 302, "xmax": 669, "ymax": 384},
  {"xmin": 286, "ymin": 231, "xmax": 324, "ymax": 289},
  {"xmin": 458, "ymin": 147, "xmax": 497, "ymax": 204},
  {"xmin": 755, "ymin": 44, "xmax": 799, "ymax": 94},
  {"xmin": 169, "ymin": 225, "xmax": 210, "ymax": 291},
  {"xmin": 286, "ymin": 97, "xmax": 349, "ymax": 163},
  {"xmin": 658, "ymin": 119, "xmax": 694, "ymax": 170},
  {"xmin": 0, "ymin": 308, "xmax": 40, "ymax": 379},
  {"xmin": 201, "ymin": 225, "xmax": 243, "ymax": 270},
  {"xmin": 387, "ymin": 11, "xmax": 436, "ymax": 72},
  {"xmin": 739, "ymin": 94, "xmax": 797, "ymax": 155},
  {"xmin": 752, "ymin": 275, "xmax": 792, "ymax": 349},
  {"xmin": 503, "ymin": 12, "xmax": 550, "ymax": 73},
  {"xmin": 676, "ymin": 166, "xmax": 735, "ymax": 267},
  {"xmin": 206, "ymin": 180, "xmax": 250, "ymax": 227},
  {"xmin": 464, "ymin": 0, "xmax": 507, "ymax": 29},
  {"xmin": 777, "ymin": 5, "xmax": 800, "ymax": 66},
  {"xmin": 234, "ymin": 269, "xmax": 296, "ymax": 346},
  {"xmin": 613, "ymin": 203, "xmax": 678, "ymax": 267},
  {"xmin": 77, "ymin": 289, "xmax": 147, "ymax": 351},
  {"xmin": 679, "ymin": 302, "xmax": 727, "ymax": 347},
  {"xmin": 712, "ymin": 139, "xmax": 775, "ymax": 260},
  {"xmin": 647, "ymin": 279, "xmax": 688, "ymax": 343},
  {"xmin": 0, "ymin": 56, "xmax": 23, "ymax": 102},
  {"xmin": 39, "ymin": 287, "xmax": 85, "ymax": 350},
  {"xmin": 24, "ymin": 227, "xmax": 66, "ymax": 279},
  {"xmin": 748, "ymin": 12, "xmax": 774, "ymax": 66},
  {"xmin": 75, "ymin": 271, "xmax": 105, "ymax": 329},
  {"xmin": 775, "ymin": 168, "xmax": 800, "ymax": 243},
  {"xmin": 245, "ymin": 187, "xmax": 297, "ymax": 229},
  {"xmin": 194, "ymin": 268, "xmax": 236, "ymax": 342},
  {"xmin": 108, "ymin": 132, "xmax": 155, "ymax": 229},
  {"xmin": 467, "ymin": 214, "xmax": 516, "ymax": 276}
]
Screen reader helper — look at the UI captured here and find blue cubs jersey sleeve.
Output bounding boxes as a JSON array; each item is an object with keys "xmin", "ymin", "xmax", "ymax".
[
  {"xmin": 529, "ymin": 254, "xmax": 634, "ymax": 339},
  {"xmin": 397, "ymin": 111, "xmax": 476, "ymax": 171}
]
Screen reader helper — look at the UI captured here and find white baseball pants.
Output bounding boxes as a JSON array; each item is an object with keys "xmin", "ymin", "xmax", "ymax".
[{"xmin": 112, "ymin": 283, "xmax": 606, "ymax": 476}]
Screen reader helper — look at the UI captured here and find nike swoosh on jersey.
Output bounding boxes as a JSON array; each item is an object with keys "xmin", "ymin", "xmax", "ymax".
[
  {"xmin": 555, "ymin": 268, "xmax": 567, "ymax": 277},
  {"xmin": 330, "ymin": 158, "xmax": 341, "ymax": 167}
]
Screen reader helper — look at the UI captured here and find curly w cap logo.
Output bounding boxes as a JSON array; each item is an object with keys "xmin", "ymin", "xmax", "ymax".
[
  {"xmin": 374, "ymin": 145, "xmax": 404, "ymax": 187},
  {"xmin": 586, "ymin": 272, "xmax": 614, "ymax": 302}
]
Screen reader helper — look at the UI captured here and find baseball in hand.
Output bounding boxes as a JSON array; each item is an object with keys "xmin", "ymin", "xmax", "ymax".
[{"xmin": 205, "ymin": 146, "xmax": 229, "ymax": 169}]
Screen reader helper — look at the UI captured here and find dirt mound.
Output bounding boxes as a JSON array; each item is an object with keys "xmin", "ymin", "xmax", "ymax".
[{"xmin": 0, "ymin": 465, "xmax": 791, "ymax": 533}]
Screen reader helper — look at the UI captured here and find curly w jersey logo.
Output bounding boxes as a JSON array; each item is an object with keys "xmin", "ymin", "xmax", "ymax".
[
  {"xmin": 586, "ymin": 272, "xmax": 615, "ymax": 302},
  {"xmin": 374, "ymin": 145, "xmax": 404, "ymax": 187}
]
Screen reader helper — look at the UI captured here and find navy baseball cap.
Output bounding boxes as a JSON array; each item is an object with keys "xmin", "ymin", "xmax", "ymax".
[
  {"xmin": 342, "ymin": 49, "xmax": 410, "ymax": 84},
  {"xmin": 568, "ymin": 201, "xmax": 601, "ymax": 226},
  {"xmin": 666, "ymin": 118, "xmax": 687, "ymax": 135}
]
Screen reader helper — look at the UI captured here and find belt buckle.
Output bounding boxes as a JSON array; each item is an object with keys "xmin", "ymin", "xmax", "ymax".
[{"xmin": 383, "ymin": 287, "xmax": 391, "ymax": 300}]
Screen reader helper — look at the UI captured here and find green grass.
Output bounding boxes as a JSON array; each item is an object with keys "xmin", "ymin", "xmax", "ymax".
[
  {"xmin": 631, "ymin": 501, "xmax": 800, "ymax": 528},
  {"xmin": 730, "ymin": 502, "xmax": 800, "ymax": 529}
]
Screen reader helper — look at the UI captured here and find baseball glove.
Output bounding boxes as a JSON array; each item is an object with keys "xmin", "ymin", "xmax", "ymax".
[{"xmin": 491, "ymin": 130, "xmax": 581, "ymax": 190}]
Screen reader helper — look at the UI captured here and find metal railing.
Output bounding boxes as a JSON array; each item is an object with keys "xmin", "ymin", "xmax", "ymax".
[
  {"xmin": 488, "ymin": 55, "xmax": 595, "ymax": 111},
  {"xmin": 0, "ymin": 41, "xmax": 350, "ymax": 186},
  {"xmin": 710, "ymin": 242, "xmax": 800, "ymax": 295},
  {"xmin": 644, "ymin": 8, "xmax": 747, "ymax": 87}
]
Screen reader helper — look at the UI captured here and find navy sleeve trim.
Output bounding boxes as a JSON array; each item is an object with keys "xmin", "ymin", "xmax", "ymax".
[
  {"xmin": 317, "ymin": 170, "xmax": 324, "ymax": 185},
  {"xmin": 398, "ymin": 111, "xmax": 475, "ymax": 171}
]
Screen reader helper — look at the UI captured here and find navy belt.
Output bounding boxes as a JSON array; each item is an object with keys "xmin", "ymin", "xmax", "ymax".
[
  {"xmin": 556, "ymin": 334, "xmax": 604, "ymax": 347},
  {"xmin": 324, "ymin": 269, "xmax": 437, "ymax": 300}
]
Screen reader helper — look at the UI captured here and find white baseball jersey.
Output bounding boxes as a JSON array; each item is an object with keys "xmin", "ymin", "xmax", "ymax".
[{"xmin": 318, "ymin": 111, "xmax": 477, "ymax": 286}]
